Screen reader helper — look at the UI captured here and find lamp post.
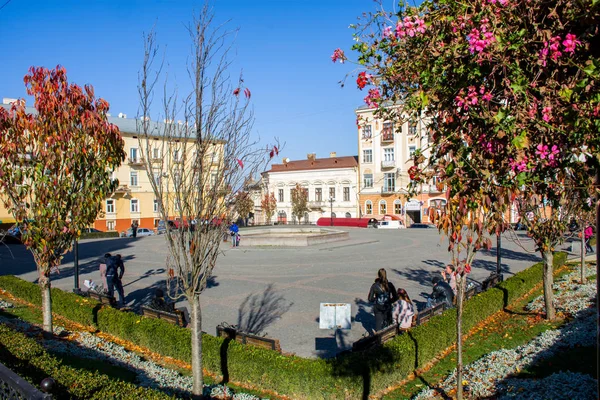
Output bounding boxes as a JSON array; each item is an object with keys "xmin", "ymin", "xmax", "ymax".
[
  {"xmin": 73, "ymin": 238, "xmax": 80, "ymax": 293},
  {"xmin": 496, "ymin": 233, "xmax": 502, "ymax": 276},
  {"xmin": 329, "ymin": 197, "xmax": 334, "ymax": 226}
]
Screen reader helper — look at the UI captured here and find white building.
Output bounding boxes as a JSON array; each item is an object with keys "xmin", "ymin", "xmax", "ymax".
[{"xmin": 258, "ymin": 153, "xmax": 359, "ymax": 224}]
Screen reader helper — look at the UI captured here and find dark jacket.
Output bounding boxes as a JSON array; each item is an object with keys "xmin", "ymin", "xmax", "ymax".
[
  {"xmin": 368, "ymin": 279, "xmax": 398, "ymax": 310},
  {"xmin": 105, "ymin": 256, "xmax": 124, "ymax": 281},
  {"xmin": 431, "ymin": 280, "xmax": 454, "ymax": 307}
]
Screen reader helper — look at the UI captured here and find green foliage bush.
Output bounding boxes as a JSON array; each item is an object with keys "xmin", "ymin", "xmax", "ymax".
[
  {"xmin": 80, "ymin": 231, "xmax": 120, "ymax": 240},
  {"xmin": 0, "ymin": 252, "xmax": 567, "ymax": 399},
  {"xmin": 0, "ymin": 324, "xmax": 171, "ymax": 399}
]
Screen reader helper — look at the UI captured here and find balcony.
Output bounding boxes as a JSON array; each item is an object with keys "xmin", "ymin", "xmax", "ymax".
[
  {"xmin": 381, "ymin": 186, "xmax": 396, "ymax": 195},
  {"xmin": 380, "ymin": 131, "xmax": 394, "ymax": 143},
  {"xmin": 128, "ymin": 157, "xmax": 145, "ymax": 166},
  {"xmin": 113, "ymin": 184, "xmax": 131, "ymax": 194},
  {"xmin": 308, "ymin": 201, "xmax": 325, "ymax": 209},
  {"xmin": 381, "ymin": 160, "xmax": 396, "ymax": 169}
]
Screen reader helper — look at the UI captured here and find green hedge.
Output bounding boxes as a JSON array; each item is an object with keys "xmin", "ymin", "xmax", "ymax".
[
  {"xmin": 80, "ymin": 231, "xmax": 120, "ymax": 240},
  {"xmin": 0, "ymin": 251, "xmax": 568, "ymax": 399},
  {"xmin": 0, "ymin": 324, "xmax": 172, "ymax": 399}
]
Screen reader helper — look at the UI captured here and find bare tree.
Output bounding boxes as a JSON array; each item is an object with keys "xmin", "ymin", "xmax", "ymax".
[{"xmin": 137, "ymin": 6, "xmax": 278, "ymax": 397}]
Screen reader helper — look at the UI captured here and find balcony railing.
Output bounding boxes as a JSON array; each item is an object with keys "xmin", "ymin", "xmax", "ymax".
[
  {"xmin": 114, "ymin": 184, "xmax": 131, "ymax": 194},
  {"xmin": 381, "ymin": 186, "xmax": 396, "ymax": 194},
  {"xmin": 128, "ymin": 157, "xmax": 145, "ymax": 166},
  {"xmin": 381, "ymin": 160, "xmax": 396, "ymax": 169},
  {"xmin": 308, "ymin": 201, "xmax": 325, "ymax": 209}
]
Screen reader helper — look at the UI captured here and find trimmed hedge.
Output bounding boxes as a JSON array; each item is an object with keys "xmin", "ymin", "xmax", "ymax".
[
  {"xmin": 80, "ymin": 231, "xmax": 120, "ymax": 240},
  {"xmin": 0, "ymin": 252, "xmax": 568, "ymax": 399},
  {"xmin": 0, "ymin": 324, "xmax": 172, "ymax": 399}
]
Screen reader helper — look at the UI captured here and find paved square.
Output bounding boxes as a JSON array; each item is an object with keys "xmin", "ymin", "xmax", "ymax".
[{"xmin": 0, "ymin": 227, "xmax": 550, "ymax": 358}]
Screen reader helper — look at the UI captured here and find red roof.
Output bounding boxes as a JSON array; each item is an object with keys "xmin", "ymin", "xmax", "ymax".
[{"xmin": 269, "ymin": 156, "xmax": 358, "ymax": 173}]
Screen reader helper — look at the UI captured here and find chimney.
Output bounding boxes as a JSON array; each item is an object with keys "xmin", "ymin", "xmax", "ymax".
[
  {"xmin": 118, "ymin": 113, "xmax": 127, "ymax": 119},
  {"xmin": 329, "ymin": 152, "xmax": 337, "ymax": 158},
  {"xmin": 307, "ymin": 153, "xmax": 316, "ymax": 161},
  {"xmin": 2, "ymin": 98, "xmax": 18, "ymax": 105}
]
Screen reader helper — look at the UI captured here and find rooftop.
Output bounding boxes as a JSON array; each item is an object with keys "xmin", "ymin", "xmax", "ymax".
[{"xmin": 268, "ymin": 155, "xmax": 358, "ymax": 173}]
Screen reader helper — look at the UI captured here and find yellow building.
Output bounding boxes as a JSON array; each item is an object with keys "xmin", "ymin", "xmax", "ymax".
[
  {"xmin": 0, "ymin": 99, "xmax": 223, "ymax": 233},
  {"xmin": 356, "ymin": 105, "xmax": 445, "ymax": 225}
]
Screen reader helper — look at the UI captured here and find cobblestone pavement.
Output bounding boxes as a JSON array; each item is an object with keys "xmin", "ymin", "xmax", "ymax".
[{"xmin": 1, "ymin": 227, "xmax": 562, "ymax": 358}]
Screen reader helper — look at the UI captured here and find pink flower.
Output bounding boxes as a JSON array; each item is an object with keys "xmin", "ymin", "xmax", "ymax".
[
  {"xmin": 415, "ymin": 17, "xmax": 426, "ymax": 34},
  {"xmin": 395, "ymin": 21, "xmax": 406, "ymax": 38},
  {"xmin": 383, "ymin": 26, "xmax": 393, "ymax": 38},
  {"xmin": 364, "ymin": 88, "xmax": 381, "ymax": 108},
  {"xmin": 482, "ymin": 92, "xmax": 493, "ymax": 102},
  {"xmin": 542, "ymin": 106, "xmax": 552, "ymax": 122},
  {"xmin": 536, "ymin": 144, "xmax": 549, "ymax": 159},
  {"xmin": 562, "ymin": 33, "xmax": 580, "ymax": 54},
  {"xmin": 331, "ymin": 48, "xmax": 346, "ymax": 63},
  {"xmin": 547, "ymin": 145, "xmax": 559, "ymax": 160}
]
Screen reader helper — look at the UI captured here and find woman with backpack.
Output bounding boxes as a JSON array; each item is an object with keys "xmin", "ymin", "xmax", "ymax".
[{"xmin": 368, "ymin": 268, "xmax": 398, "ymax": 332}]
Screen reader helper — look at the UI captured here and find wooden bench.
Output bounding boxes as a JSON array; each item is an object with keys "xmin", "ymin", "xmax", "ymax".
[
  {"xmin": 216, "ymin": 325, "xmax": 282, "ymax": 353},
  {"xmin": 481, "ymin": 273, "xmax": 503, "ymax": 291},
  {"xmin": 352, "ymin": 323, "xmax": 400, "ymax": 352},
  {"xmin": 464, "ymin": 284, "xmax": 480, "ymax": 300},
  {"xmin": 140, "ymin": 306, "xmax": 187, "ymax": 327},
  {"xmin": 416, "ymin": 302, "xmax": 446, "ymax": 326},
  {"xmin": 88, "ymin": 291, "xmax": 117, "ymax": 307}
]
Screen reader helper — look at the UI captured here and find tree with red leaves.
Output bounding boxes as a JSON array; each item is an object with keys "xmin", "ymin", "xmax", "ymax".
[{"xmin": 0, "ymin": 66, "xmax": 125, "ymax": 333}]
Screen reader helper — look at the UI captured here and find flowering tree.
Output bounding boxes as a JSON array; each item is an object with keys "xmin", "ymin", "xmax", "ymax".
[
  {"xmin": 0, "ymin": 66, "xmax": 124, "ymax": 333},
  {"xmin": 338, "ymin": 0, "xmax": 599, "ymax": 396},
  {"xmin": 261, "ymin": 192, "xmax": 277, "ymax": 224},
  {"xmin": 290, "ymin": 183, "xmax": 309, "ymax": 223}
]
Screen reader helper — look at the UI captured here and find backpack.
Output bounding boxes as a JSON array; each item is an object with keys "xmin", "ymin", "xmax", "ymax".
[{"xmin": 375, "ymin": 284, "xmax": 389, "ymax": 307}]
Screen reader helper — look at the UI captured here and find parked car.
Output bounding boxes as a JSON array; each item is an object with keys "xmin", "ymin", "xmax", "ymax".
[
  {"xmin": 1, "ymin": 225, "xmax": 23, "ymax": 244},
  {"xmin": 156, "ymin": 220, "xmax": 177, "ymax": 234},
  {"xmin": 376, "ymin": 220, "xmax": 406, "ymax": 229},
  {"xmin": 125, "ymin": 227, "xmax": 155, "ymax": 237},
  {"xmin": 409, "ymin": 223, "xmax": 435, "ymax": 228},
  {"xmin": 82, "ymin": 228, "xmax": 102, "ymax": 233}
]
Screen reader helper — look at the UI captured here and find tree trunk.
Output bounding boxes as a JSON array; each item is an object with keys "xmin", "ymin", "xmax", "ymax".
[
  {"xmin": 581, "ymin": 226, "xmax": 586, "ymax": 284},
  {"xmin": 191, "ymin": 292, "xmax": 204, "ymax": 399},
  {"xmin": 541, "ymin": 249, "xmax": 556, "ymax": 319},
  {"xmin": 39, "ymin": 271, "xmax": 53, "ymax": 333},
  {"xmin": 456, "ymin": 274, "xmax": 465, "ymax": 400}
]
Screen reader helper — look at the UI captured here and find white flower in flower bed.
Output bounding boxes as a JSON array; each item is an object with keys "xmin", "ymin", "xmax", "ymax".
[
  {"xmin": 413, "ymin": 267, "xmax": 597, "ymax": 400},
  {"xmin": 0, "ymin": 300, "xmax": 14, "ymax": 309},
  {"xmin": 0, "ymin": 315, "xmax": 266, "ymax": 400},
  {"xmin": 497, "ymin": 371, "xmax": 597, "ymax": 399},
  {"xmin": 527, "ymin": 266, "xmax": 596, "ymax": 314}
]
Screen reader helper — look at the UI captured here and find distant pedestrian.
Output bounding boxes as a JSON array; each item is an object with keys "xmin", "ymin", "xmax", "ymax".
[
  {"xmin": 368, "ymin": 268, "xmax": 398, "ymax": 332},
  {"xmin": 584, "ymin": 225, "xmax": 594, "ymax": 253},
  {"xmin": 131, "ymin": 221, "xmax": 138, "ymax": 238},
  {"xmin": 392, "ymin": 288, "xmax": 416, "ymax": 330},
  {"xmin": 230, "ymin": 223, "xmax": 239, "ymax": 247}
]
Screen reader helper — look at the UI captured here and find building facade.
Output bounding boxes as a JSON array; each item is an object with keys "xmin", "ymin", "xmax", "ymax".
[
  {"xmin": 356, "ymin": 105, "xmax": 447, "ymax": 225},
  {"xmin": 256, "ymin": 153, "xmax": 359, "ymax": 225}
]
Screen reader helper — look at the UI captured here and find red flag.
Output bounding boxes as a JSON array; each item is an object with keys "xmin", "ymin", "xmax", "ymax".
[
  {"xmin": 244, "ymin": 88, "xmax": 251, "ymax": 99},
  {"xmin": 237, "ymin": 158, "xmax": 244, "ymax": 169},
  {"xmin": 233, "ymin": 88, "xmax": 240, "ymax": 96}
]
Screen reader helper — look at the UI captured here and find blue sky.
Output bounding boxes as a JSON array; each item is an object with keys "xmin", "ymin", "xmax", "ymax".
[{"xmin": 0, "ymin": 0, "xmax": 379, "ymax": 163}]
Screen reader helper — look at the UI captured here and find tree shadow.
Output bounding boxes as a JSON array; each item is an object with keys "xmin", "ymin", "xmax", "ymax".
[
  {"xmin": 125, "ymin": 279, "xmax": 169, "ymax": 311},
  {"xmin": 315, "ymin": 328, "xmax": 352, "ymax": 359},
  {"xmin": 236, "ymin": 284, "xmax": 293, "ymax": 335},
  {"xmin": 391, "ymin": 266, "xmax": 434, "ymax": 288},
  {"xmin": 408, "ymin": 331, "xmax": 452, "ymax": 399},
  {"xmin": 354, "ymin": 298, "xmax": 375, "ymax": 336},
  {"xmin": 122, "ymin": 267, "xmax": 165, "ymax": 288},
  {"xmin": 471, "ymin": 259, "xmax": 512, "ymax": 275},
  {"xmin": 479, "ymin": 246, "xmax": 541, "ymax": 263}
]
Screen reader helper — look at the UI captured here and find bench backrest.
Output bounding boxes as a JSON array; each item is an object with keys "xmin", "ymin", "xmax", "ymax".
[
  {"xmin": 216, "ymin": 325, "xmax": 282, "ymax": 353},
  {"xmin": 416, "ymin": 302, "xmax": 446, "ymax": 326},
  {"xmin": 88, "ymin": 291, "xmax": 117, "ymax": 307},
  {"xmin": 141, "ymin": 306, "xmax": 186, "ymax": 327},
  {"xmin": 481, "ymin": 273, "xmax": 503, "ymax": 291}
]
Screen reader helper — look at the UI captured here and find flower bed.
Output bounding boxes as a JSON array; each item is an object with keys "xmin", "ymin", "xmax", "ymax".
[{"xmin": 413, "ymin": 264, "xmax": 597, "ymax": 399}]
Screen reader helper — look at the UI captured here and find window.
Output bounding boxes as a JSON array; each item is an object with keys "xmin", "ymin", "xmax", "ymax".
[
  {"xmin": 130, "ymin": 147, "xmax": 138, "ymax": 162},
  {"xmin": 290, "ymin": 189, "xmax": 294, "ymax": 201},
  {"xmin": 345, "ymin": 212, "xmax": 351, "ymax": 218},
  {"xmin": 364, "ymin": 173, "xmax": 373, "ymax": 188},
  {"xmin": 363, "ymin": 149, "xmax": 373, "ymax": 163},
  {"xmin": 343, "ymin": 187, "xmax": 350, "ymax": 201},
  {"xmin": 153, "ymin": 148, "xmax": 161, "ymax": 159},
  {"xmin": 315, "ymin": 188, "xmax": 322, "ymax": 202},
  {"xmin": 384, "ymin": 173, "xmax": 395, "ymax": 192},
  {"xmin": 394, "ymin": 200, "xmax": 402, "ymax": 214},
  {"xmin": 106, "ymin": 199, "xmax": 115, "ymax": 214},
  {"xmin": 174, "ymin": 200, "xmax": 181, "ymax": 212},
  {"xmin": 130, "ymin": 171, "xmax": 138, "ymax": 186},
  {"xmin": 154, "ymin": 218, "xmax": 160, "ymax": 227},
  {"xmin": 278, "ymin": 210, "xmax": 287, "ymax": 222},
  {"xmin": 384, "ymin": 148, "xmax": 395, "ymax": 161},
  {"xmin": 331, "ymin": 212, "xmax": 336, "ymax": 218},
  {"xmin": 278, "ymin": 189, "xmax": 284, "ymax": 202},
  {"xmin": 130, "ymin": 199, "xmax": 139, "ymax": 213},
  {"xmin": 173, "ymin": 149, "xmax": 180, "ymax": 162},
  {"xmin": 365, "ymin": 200, "xmax": 373, "ymax": 215},
  {"xmin": 379, "ymin": 200, "xmax": 387, "ymax": 215},
  {"xmin": 382, "ymin": 122, "xmax": 393, "ymax": 140},
  {"xmin": 173, "ymin": 173, "xmax": 181, "ymax": 190},
  {"xmin": 153, "ymin": 172, "xmax": 161, "ymax": 186},
  {"xmin": 409, "ymin": 122, "xmax": 418, "ymax": 136},
  {"xmin": 409, "ymin": 146, "xmax": 417, "ymax": 157},
  {"xmin": 362, "ymin": 125, "xmax": 372, "ymax": 139},
  {"xmin": 153, "ymin": 198, "xmax": 159, "ymax": 213},
  {"xmin": 329, "ymin": 187, "xmax": 335, "ymax": 200},
  {"xmin": 211, "ymin": 173, "xmax": 218, "ymax": 187},
  {"xmin": 106, "ymin": 220, "xmax": 115, "ymax": 231}
]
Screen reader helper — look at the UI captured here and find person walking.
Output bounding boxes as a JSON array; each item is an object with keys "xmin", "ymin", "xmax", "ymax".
[
  {"xmin": 584, "ymin": 224, "xmax": 594, "ymax": 253},
  {"xmin": 131, "ymin": 221, "xmax": 138, "ymax": 238},
  {"xmin": 368, "ymin": 268, "xmax": 398, "ymax": 332},
  {"xmin": 104, "ymin": 253, "xmax": 125, "ymax": 307},
  {"xmin": 392, "ymin": 288, "xmax": 416, "ymax": 330},
  {"xmin": 230, "ymin": 222, "xmax": 239, "ymax": 247},
  {"xmin": 113, "ymin": 254, "xmax": 126, "ymax": 306}
]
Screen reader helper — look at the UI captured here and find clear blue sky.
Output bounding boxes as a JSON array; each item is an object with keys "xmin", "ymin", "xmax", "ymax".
[{"xmin": 0, "ymin": 0, "xmax": 376, "ymax": 163}]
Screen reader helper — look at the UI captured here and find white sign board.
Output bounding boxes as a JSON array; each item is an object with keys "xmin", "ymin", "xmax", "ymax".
[
  {"xmin": 405, "ymin": 200, "xmax": 422, "ymax": 211},
  {"xmin": 319, "ymin": 303, "xmax": 351, "ymax": 330}
]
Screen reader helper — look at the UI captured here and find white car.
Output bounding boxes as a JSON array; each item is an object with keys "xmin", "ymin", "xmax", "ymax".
[
  {"xmin": 376, "ymin": 220, "xmax": 406, "ymax": 229},
  {"xmin": 126, "ymin": 227, "xmax": 155, "ymax": 237}
]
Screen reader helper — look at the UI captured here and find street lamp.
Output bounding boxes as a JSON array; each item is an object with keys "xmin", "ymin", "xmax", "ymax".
[{"xmin": 329, "ymin": 197, "xmax": 334, "ymax": 226}]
